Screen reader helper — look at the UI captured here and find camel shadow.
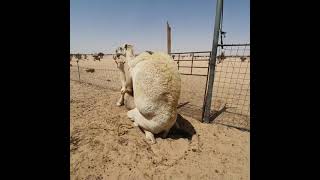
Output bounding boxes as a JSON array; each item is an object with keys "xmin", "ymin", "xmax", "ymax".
[{"xmin": 158, "ymin": 113, "xmax": 196, "ymax": 140}]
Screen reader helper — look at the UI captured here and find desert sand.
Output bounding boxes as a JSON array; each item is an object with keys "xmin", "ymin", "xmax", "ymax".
[{"xmin": 70, "ymin": 55, "xmax": 249, "ymax": 179}]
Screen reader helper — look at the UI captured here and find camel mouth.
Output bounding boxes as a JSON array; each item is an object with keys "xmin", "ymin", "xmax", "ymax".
[
  {"xmin": 113, "ymin": 54, "xmax": 126, "ymax": 65},
  {"xmin": 114, "ymin": 53, "xmax": 125, "ymax": 59}
]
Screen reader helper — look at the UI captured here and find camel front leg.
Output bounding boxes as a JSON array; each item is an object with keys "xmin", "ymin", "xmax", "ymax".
[
  {"xmin": 125, "ymin": 68, "xmax": 133, "ymax": 95},
  {"xmin": 116, "ymin": 63, "xmax": 126, "ymax": 106},
  {"xmin": 116, "ymin": 94, "xmax": 125, "ymax": 106}
]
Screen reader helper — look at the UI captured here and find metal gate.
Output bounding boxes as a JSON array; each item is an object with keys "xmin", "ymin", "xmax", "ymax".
[
  {"xmin": 171, "ymin": 43, "xmax": 250, "ymax": 131},
  {"xmin": 170, "ymin": 51, "xmax": 211, "ymax": 121}
]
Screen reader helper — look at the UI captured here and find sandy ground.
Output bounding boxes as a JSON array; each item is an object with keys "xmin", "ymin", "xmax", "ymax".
[{"xmin": 70, "ymin": 80, "xmax": 249, "ymax": 180}]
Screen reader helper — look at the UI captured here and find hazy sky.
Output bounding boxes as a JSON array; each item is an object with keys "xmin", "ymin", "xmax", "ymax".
[{"xmin": 70, "ymin": 0, "xmax": 249, "ymax": 54}]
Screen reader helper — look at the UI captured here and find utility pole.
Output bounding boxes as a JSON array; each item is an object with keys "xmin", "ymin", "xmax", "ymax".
[{"xmin": 167, "ymin": 21, "xmax": 171, "ymax": 54}]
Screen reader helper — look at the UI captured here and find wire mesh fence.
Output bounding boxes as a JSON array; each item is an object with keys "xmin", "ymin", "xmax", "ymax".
[
  {"xmin": 211, "ymin": 44, "xmax": 250, "ymax": 131},
  {"xmin": 70, "ymin": 44, "xmax": 250, "ymax": 131},
  {"xmin": 70, "ymin": 56, "xmax": 120, "ymax": 91},
  {"xmin": 170, "ymin": 52, "xmax": 210, "ymax": 121},
  {"xmin": 170, "ymin": 44, "xmax": 250, "ymax": 131}
]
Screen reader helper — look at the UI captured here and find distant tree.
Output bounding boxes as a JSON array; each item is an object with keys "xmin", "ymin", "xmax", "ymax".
[
  {"xmin": 98, "ymin": 52, "xmax": 104, "ymax": 59},
  {"xmin": 240, "ymin": 56, "xmax": 247, "ymax": 62},
  {"xmin": 92, "ymin": 54, "xmax": 101, "ymax": 61},
  {"xmin": 74, "ymin": 53, "xmax": 82, "ymax": 61}
]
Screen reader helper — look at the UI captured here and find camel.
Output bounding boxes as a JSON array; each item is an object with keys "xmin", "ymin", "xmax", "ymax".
[
  {"xmin": 113, "ymin": 47, "xmax": 135, "ymax": 110},
  {"xmin": 113, "ymin": 44, "xmax": 181, "ymax": 144}
]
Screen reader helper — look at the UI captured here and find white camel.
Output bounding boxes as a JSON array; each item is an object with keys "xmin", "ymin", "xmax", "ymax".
[
  {"xmin": 113, "ymin": 47, "xmax": 135, "ymax": 110},
  {"xmin": 113, "ymin": 44, "xmax": 181, "ymax": 144}
]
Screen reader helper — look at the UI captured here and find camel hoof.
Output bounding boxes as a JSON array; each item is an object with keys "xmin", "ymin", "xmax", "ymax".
[{"xmin": 145, "ymin": 131, "xmax": 156, "ymax": 144}]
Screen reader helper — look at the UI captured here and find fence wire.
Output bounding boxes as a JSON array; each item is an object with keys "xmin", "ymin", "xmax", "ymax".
[{"xmin": 70, "ymin": 59, "xmax": 120, "ymax": 91}]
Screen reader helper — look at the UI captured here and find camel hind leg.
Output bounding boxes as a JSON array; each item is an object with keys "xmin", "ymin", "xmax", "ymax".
[
  {"xmin": 127, "ymin": 108, "xmax": 157, "ymax": 143},
  {"xmin": 127, "ymin": 108, "xmax": 157, "ymax": 131},
  {"xmin": 161, "ymin": 129, "xmax": 170, "ymax": 138}
]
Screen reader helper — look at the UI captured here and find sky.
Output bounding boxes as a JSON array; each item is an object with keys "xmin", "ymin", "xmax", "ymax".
[{"xmin": 70, "ymin": 0, "xmax": 250, "ymax": 54}]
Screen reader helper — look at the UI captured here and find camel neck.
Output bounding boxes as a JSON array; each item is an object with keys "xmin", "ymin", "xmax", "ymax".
[{"xmin": 125, "ymin": 49, "xmax": 135, "ymax": 61}]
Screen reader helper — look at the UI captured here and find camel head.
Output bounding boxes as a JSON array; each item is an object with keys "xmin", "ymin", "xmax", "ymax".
[
  {"xmin": 115, "ymin": 44, "xmax": 134, "ymax": 57},
  {"xmin": 113, "ymin": 43, "xmax": 134, "ymax": 68}
]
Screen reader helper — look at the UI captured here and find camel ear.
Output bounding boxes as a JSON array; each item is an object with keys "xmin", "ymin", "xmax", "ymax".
[{"xmin": 124, "ymin": 44, "xmax": 132, "ymax": 50}]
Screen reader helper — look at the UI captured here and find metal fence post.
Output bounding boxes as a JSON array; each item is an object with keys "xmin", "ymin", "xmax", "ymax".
[
  {"xmin": 203, "ymin": 0, "xmax": 223, "ymax": 123},
  {"xmin": 191, "ymin": 53, "xmax": 194, "ymax": 75},
  {"xmin": 77, "ymin": 61, "xmax": 81, "ymax": 82},
  {"xmin": 177, "ymin": 54, "xmax": 180, "ymax": 70}
]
